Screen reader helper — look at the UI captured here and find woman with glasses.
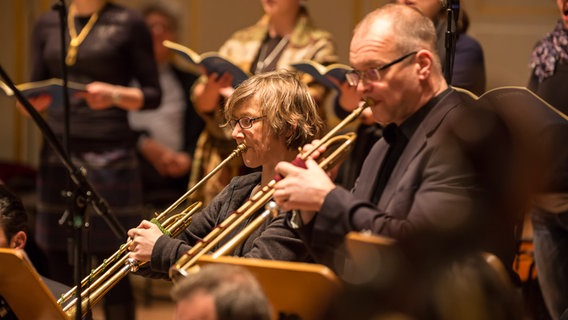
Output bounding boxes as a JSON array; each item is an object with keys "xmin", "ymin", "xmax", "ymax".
[
  {"xmin": 127, "ymin": 70, "xmax": 324, "ymax": 276},
  {"xmin": 187, "ymin": 0, "xmax": 337, "ymax": 207}
]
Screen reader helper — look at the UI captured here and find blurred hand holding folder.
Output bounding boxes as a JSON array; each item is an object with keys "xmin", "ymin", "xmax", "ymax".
[
  {"xmin": 291, "ymin": 60, "xmax": 352, "ymax": 91},
  {"xmin": 163, "ymin": 40, "xmax": 249, "ymax": 88},
  {"xmin": 0, "ymin": 78, "xmax": 86, "ymax": 109}
]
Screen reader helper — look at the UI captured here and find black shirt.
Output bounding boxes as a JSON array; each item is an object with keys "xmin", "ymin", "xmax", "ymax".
[
  {"xmin": 30, "ymin": 3, "xmax": 161, "ymax": 150},
  {"xmin": 371, "ymin": 88, "xmax": 452, "ymax": 203}
]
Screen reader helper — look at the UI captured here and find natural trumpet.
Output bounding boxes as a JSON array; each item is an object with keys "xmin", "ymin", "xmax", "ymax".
[
  {"xmin": 169, "ymin": 101, "xmax": 369, "ymax": 280},
  {"xmin": 58, "ymin": 202, "xmax": 201, "ymax": 319},
  {"xmin": 57, "ymin": 144, "xmax": 247, "ymax": 319}
]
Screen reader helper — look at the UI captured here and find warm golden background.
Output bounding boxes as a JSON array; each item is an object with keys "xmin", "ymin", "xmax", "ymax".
[{"xmin": 0, "ymin": 0, "xmax": 558, "ymax": 166}]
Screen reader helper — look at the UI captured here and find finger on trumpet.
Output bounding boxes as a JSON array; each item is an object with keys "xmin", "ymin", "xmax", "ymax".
[{"xmin": 298, "ymin": 139, "xmax": 327, "ymax": 160}]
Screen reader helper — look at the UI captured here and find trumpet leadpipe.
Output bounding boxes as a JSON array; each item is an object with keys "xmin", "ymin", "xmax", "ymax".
[
  {"xmin": 300, "ymin": 100, "xmax": 369, "ymax": 161},
  {"xmin": 212, "ymin": 201, "xmax": 280, "ymax": 258},
  {"xmin": 165, "ymin": 143, "xmax": 247, "ymax": 213},
  {"xmin": 169, "ymin": 181, "xmax": 277, "ymax": 281}
]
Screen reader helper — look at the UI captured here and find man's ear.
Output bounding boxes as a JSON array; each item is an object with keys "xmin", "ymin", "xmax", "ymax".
[
  {"xmin": 10, "ymin": 230, "xmax": 27, "ymax": 249},
  {"xmin": 415, "ymin": 50, "xmax": 433, "ymax": 80}
]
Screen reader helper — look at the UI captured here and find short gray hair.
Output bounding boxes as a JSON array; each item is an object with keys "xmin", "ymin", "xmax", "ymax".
[{"xmin": 171, "ymin": 264, "xmax": 272, "ymax": 320}]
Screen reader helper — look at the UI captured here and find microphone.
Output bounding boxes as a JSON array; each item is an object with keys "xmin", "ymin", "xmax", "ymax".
[
  {"xmin": 444, "ymin": 0, "xmax": 460, "ymax": 26},
  {"xmin": 443, "ymin": 0, "xmax": 460, "ymax": 10}
]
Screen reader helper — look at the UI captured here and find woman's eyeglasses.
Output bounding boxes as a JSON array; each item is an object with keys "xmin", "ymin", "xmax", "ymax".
[{"xmin": 227, "ymin": 116, "xmax": 266, "ymax": 129}]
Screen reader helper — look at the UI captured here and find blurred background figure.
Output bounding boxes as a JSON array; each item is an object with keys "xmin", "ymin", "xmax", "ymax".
[
  {"xmin": 129, "ymin": 4, "xmax": 204, "ymax": 209},
  {"xmin": 188, "ymin": 0, "xmax": 337, "ymax": 205},
  {"xmin": 28, "ymin": 0, "xmax": 161, "ymax": 318},
  {"xmin": 170, "ymin": 264, "xmax": 272, "ymax": 320},
  {"xmin": 527, "ymin": 0, "xmax": 568, "ymax": 116},
  {"xmin": 527, "ymin": 2, "xmax": 568, "ymax": 319},
  {"xmin": 396, "ymin": 0, "xmax": 486, "ymax": 95}
]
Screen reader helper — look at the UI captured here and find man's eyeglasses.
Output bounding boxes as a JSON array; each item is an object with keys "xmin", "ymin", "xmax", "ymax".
[
  {"xmin": 227, "ymin": 116, "xmax": 266, "ymax": 129},
  {"xmin": 345, "ymin": 51, "xmax": 417, "ymax": 87}
]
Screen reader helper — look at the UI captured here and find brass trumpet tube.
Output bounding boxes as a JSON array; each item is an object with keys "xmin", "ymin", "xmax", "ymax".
[
  {"xmin": 212, "ymin": 201, "xmax": 279, "ymax": 258},
  {"xmin": 57, "ymin": 241, "xmax": 129, "ymax": 305},
  {"xmin": 300, "ymin": 102, "xmax": 368, "ymax": 161},
  {"xmin": 58, "ymin": 202, "xmax": 196, "ymax": 307},
  {"xmin": 62, "ymin": 254, "xmax": 131, "ymax": 316},
  {"xmin": 64, "ymin": 258, "xmax": 137, "ymax": 319},
  {"xmin": 56, "ymin": 193, "xmax": 205, "ymax": 307},
  {"xmin": 211, "ymin": 133, "xmax": 357, "ymax": 259},
  {"xmin": 315, "ymin": 133, "xmax": 357, "ymax": 171},
  {"xmin": 57, "ymin": 144, "xmax": 246, "ymax": 311},
  {"xmin": 170, "ymin": 181, "xmax": 277, "ymax": 280},
  {"xmin": 60, "ymin": 201, "xmax": 202, "ymax": 318},
  {"xmin": 163, "ymin": 143, "xmax": 247, "ymax": 214}
]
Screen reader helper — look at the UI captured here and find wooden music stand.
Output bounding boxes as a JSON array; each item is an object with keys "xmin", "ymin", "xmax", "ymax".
[
  {"xmin": 340, "ymin": 232, "xmax": 398, "ymax": 284},
  {"xmin": 346, "ymin": 231, "xmax": 396, "ymax": 247},
  {"xmin": 0, "ymin": 248, "xmax": 68, "ymax": 320},
  {"xmin": 196, "ymin": 255, "xmax": 341, "ymax": 320},
  {"xmin": 345, "ymin": 231, "xmax": 396, "ymax": 263}
]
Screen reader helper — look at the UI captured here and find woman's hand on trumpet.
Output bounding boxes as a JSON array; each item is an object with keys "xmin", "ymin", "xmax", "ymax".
[{"xmin": 127, "ymin": 220, "xmax": 163, "ymax": 262}]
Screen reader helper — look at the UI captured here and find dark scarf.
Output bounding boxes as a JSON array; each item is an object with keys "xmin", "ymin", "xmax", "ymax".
[{"xmin": 530, "ymin": 20, "xmax": 568, "ymax": 82}]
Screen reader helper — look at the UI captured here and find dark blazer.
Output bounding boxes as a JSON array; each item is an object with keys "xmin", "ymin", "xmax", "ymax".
[
  {"xmin": 528, "ymin": 61, "xmax": 568, "ymax": 119},
  {"xmin": 300, "ymin": 89, "xmax": 485, "ymax": 268}
]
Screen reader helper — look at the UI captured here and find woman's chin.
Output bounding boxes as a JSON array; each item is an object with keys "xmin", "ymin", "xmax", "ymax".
[{"xmin": 243, "ymin": 158, "xmax": 261, "ymax": 169}]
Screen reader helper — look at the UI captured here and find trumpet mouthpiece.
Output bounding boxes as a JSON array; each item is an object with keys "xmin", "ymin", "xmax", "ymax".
[
  {"xmin": 237, "ymin": 143, "xmax": 247, "ymax": 152},
  {"xmin": 361, "ymin": 97, "xmax": 374, "ymax": 107}
]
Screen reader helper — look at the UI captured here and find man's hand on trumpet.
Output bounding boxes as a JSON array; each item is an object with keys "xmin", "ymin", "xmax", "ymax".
[
  {"xmin": 273, "ymin": 141, "xmax": 336, "ymax": 223},
  {"xmin": 127, "ymin": 220, "xmax": 164, "ymax": 262}
]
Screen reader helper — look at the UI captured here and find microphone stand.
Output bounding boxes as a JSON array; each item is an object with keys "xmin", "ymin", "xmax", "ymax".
[
  {"xmin": 444, "ymin": 0, "xmax": 460, "ymax": 85},
  {"xmin": 7, "ymin": 2, "xmax": 125, "ymax": 319},
  {"xmin": 50, "ymin": 2, "xmax": 85, "ymax": 318},
  {"xmin": 0, "ymin": 64, "xmax": 126, "ymax": 317}
]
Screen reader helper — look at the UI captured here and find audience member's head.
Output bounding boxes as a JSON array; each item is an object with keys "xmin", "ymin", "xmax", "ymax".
[
  {"xmin": 171, "ymin": 264, "xmax": 272, "ymax": 320},
  {"xmin": 0, "ymin": 183, "xmax": 27, "ymax": 250}
]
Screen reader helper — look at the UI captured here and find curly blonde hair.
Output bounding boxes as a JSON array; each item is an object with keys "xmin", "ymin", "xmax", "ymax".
[{"xmin": 224, "ymin": 70, "xmax": 324, "ymax": 149}]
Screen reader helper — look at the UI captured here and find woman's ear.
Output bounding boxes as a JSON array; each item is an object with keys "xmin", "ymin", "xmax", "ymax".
[
  {"xmin": 415, "ymin": 50, "xmax": 433, "ymax": 80},
  {"xmin": 10, "ymin": 230, "xmax": 27, "ymax": 250},
  {"xmin": 285, "ymin": 123, "xmax": 297, "ymax": 141}
]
